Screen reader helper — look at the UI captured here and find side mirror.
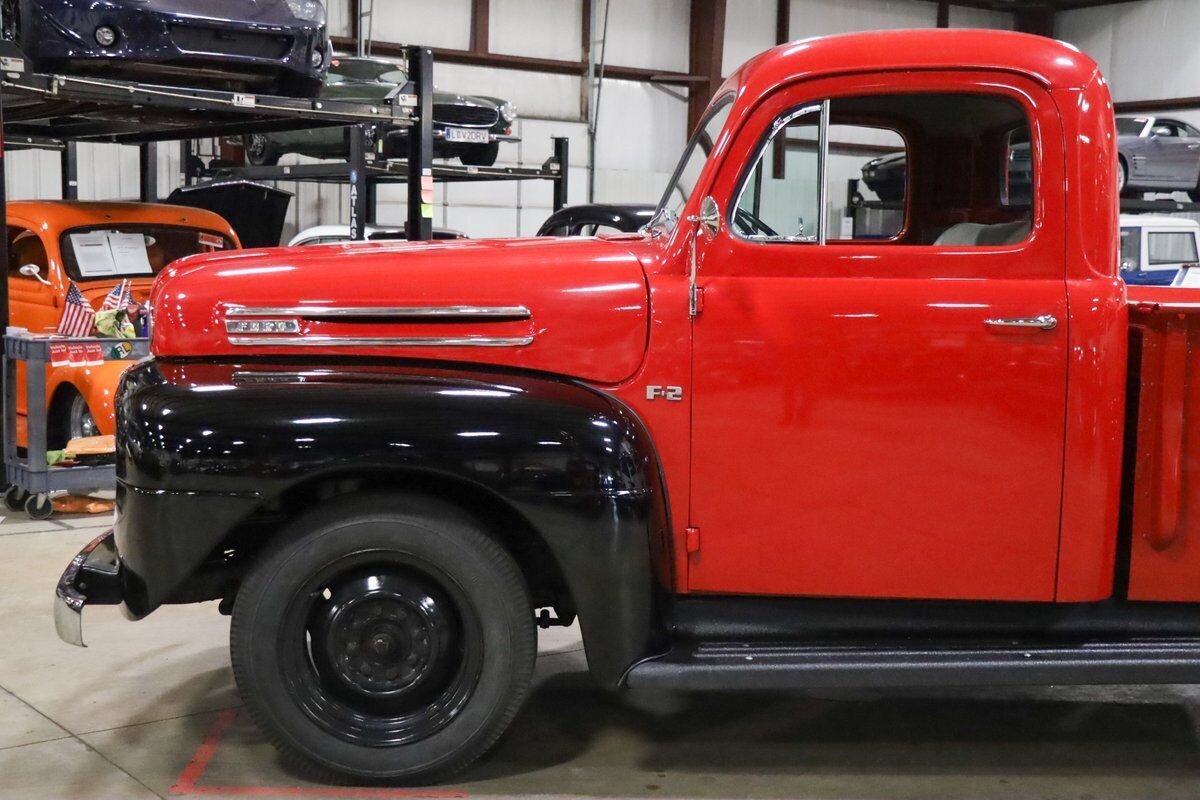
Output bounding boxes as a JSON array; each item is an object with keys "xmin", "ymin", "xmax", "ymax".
[
  {"xmin": 688, "ymin": 196, "xmax": 720, "ymax": 241},
  {"xmin": 1151, "ymin": 126, "xmax": 1173, "ymax": 138},
  {"xmin": 18, "ymin": 264, "xmax": 51, "ymax": 285}
]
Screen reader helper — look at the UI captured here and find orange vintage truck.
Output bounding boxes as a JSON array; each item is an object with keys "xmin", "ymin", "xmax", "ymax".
[{"xmin": 6, "ymin": 201, "xmax": 239, "ymax": 449}]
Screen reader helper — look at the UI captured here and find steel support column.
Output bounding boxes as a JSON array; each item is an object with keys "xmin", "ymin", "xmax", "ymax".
[
  {"xmin": 470, "ymin": 0, "xmax": 490, "ymax": 54},
  {"xmin": 349, "ymin": 124, "xmax": 369, "ymax": 241},
  {"xmin": 407, "ymin": 46, "xmax": 434, "ymax": 242},
  {"xmin": 60, "ymin": 141, "xmax": 78, "ymax": 200},
  {"xmin": 552, "ymin": 137, "xmax": 569, "ymax": 211},
  {"xmin": 139, "ymin": 142, "xmax": 157, "ymax": 203},
  {"xmin": 687, "ymin": 0, "xmax": 727, "ymax": 135}
]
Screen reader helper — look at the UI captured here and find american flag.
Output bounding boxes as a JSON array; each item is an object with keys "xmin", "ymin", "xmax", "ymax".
[
  {"xmin": 100, "ymin": 279, "xmax": 127, "ymax": 311},
  {"xmin": 118, "ymin": 279, "xmax": 137, "ymax": 312},
  {"xmin": 57, "ymin": 282, "xmax": 96, "ymax": 338}
]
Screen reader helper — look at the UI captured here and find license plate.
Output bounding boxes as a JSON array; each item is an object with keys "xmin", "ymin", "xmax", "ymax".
[{"xmin": 444, "ymin": 127, "xmax": 490, "ymax": 144}]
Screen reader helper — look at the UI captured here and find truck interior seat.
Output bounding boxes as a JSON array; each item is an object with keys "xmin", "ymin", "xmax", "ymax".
[{"xmin": 934, "ymin": 219, "xmax": 1031, "ymax": 246}]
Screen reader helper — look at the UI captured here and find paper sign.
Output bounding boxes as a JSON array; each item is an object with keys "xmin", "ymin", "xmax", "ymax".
[
  {"xmin": 69, "ymin": 232, "xmax": 118, "ymax": 277},
  {"xmin": 49, "ymin": 343, "xmax": 68, "ymax": 367},
  {"xmin": 67, "ymin": 344, "xmax": 85, "ymax": 366},
  {"xmin": 85, "ymin": 343, "xmax": 104, "ymax": 365},
  {"xmin": 68, "ymin": 231, "xmax": 153, "ymax": 277},
  {"xmin": 108, "ymin": 233, "xmax": 153, "ymax": 276}
]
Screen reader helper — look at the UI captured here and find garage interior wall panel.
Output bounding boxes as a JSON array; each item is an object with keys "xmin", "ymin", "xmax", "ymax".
[
  {"xmin": 593, "ymin": 78, "xmax": 688, "ymax": 206},
  {"xmin": 947, "ymin": 6, "xmax": 1014, "ymax": 30},
  {"xmin": 787, "ymin": 0, "xmax": 936, "ymax": 39},
  {"xmin": 325, "ymin": 0, "xmax": 352, "ymax": 38},
  {"xmin": 602, "ymin": 0, "xmax": 690, "ymax": 73},
  {"xmin": 1058, "ymin": 0, "xmax": 1195, "ymax": 104},
  {"xmin": 367, "ymin": 0, "xmax": 472, "ymax": 50},
  {"xmin": 722, "ymin": 0, "xmax": 777, "ymax": 77},
  {"xmin": 490, "ymin": 0, "xmax": 583, "ymax": 62}
]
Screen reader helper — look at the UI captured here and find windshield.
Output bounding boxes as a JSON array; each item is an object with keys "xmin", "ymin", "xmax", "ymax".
[
  {"xmin": 331, "ymin": 58, "xmax": 407, "ymax": 84},
  {"xmin": 649, "ymin": 94, "xmax": 735, "ymax": 233},
  {"xmin": 60, "ymin": 224, "xmax": 234, "ymax": 282},
  {"xmin": 1116, "ymin": 117, "xmax": 1149, "ymax": 136}
]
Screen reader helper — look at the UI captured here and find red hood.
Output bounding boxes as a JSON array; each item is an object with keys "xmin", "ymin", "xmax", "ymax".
[{"xmin": 149, "ymin": 236, "xmax": 650, "ymax": 384}]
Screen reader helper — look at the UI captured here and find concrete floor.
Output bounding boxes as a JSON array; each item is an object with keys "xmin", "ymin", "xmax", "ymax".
[{"xmin": 6, "ymin": 513, "xmax": 1200, "ymax": 799}]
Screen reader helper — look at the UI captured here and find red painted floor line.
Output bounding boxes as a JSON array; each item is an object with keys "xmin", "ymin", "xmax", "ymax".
[{"xmin": 170, "ymin": 708, "xmax": 468, "ymax": 799}]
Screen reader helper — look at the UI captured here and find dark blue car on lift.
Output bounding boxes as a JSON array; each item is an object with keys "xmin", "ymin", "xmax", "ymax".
[{"xmin": 2, "ymin": 0, "xmax": 330, "ymax": 96}]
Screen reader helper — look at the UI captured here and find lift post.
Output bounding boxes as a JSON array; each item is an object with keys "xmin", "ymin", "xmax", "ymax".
[
  {"xmin": 139, "ymin": 143, "xmax": 157, "ymax": 202},
  {"xmin": 552, "ymin": 137, "xmax": 569, "ymax": 212},
  {"xmin": 406, "ymin": 46, "xmax": 434, "ymax": 242},
  {"xmin": 60, "ymin": 141, "xmax": 77, "ymax": 200},
  {"xmin": 349, "ymin": 124, "xmax": 369, "ymax": 241}
]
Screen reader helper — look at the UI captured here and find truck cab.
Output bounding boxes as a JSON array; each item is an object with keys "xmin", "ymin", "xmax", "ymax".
[
  {"xmin": 55, "ymin": 29, "xmax": 1200, "ymax": 785},
  {"xmin": 1120, "ymin": 214, "xmax": 1200, "ymax": 285}
]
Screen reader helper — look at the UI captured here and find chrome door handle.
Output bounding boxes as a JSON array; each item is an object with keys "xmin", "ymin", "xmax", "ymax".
[{"xmin": 984, "ymin": 314, "xmax": 1057, "ymax": 331}]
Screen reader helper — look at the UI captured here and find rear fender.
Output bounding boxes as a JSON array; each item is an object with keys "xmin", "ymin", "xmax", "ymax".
[{"xmin": 115, "ymin": 359, "xmax": 669, "ymax": 687}]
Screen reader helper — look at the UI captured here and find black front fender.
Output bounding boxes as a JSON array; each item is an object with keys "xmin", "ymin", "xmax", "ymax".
[{"xmin": 115, "ymin": 359, "xmax": 668, "ymax": 687}]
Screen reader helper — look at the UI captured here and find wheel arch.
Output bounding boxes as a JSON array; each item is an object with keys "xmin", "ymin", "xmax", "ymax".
[
  {"xmin": 255, "ymin": 467, "xmax": 579, "ymax": 623},
  {"xmin": 116, "ymin": 360, "xmax": 668, "ymax": 688}
]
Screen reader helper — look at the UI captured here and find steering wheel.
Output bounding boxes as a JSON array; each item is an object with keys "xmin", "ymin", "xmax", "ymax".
[{"xmin": 733, "ymin": 206, "xmax": 780, "ymax": 238}]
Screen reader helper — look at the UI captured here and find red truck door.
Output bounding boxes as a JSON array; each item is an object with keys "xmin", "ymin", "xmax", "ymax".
[{"xmin": 686, "ymin": 73, "xmax": 1069, "ymax": 601}]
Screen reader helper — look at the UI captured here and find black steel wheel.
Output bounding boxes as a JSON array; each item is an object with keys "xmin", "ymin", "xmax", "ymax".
[{"xmin": 230, "ymin": 492, "xmax": 535, "ymax": 784}]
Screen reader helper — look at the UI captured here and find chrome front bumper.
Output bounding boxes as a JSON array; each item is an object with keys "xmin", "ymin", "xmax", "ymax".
[{"xmin": 55, "ymin": 530, "xmax": 122, "ymax": 647}]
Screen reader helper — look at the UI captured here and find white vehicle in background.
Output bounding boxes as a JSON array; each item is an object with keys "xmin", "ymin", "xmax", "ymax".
[
  {"xmin": 1120, "ymin": 214, "xmax": 1200, "ymax": 286},
  {"xmin": 288, "ymin": 224, "xmax": 467, "ymax": 246}
]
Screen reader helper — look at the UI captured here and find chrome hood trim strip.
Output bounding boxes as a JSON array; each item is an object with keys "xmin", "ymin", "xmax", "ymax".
[
  {"xmin": 227, "ymin": 335, "xmax": 535, "ymax": 348},
  {"xmin": 225, "ymin": 305, "xmax": 532, "ymax": 320}
]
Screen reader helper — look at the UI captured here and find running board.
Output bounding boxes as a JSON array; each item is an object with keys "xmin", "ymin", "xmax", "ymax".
[{"xmin": 623, "ymin": 639, "xmax": 1200, "ymax": 690}]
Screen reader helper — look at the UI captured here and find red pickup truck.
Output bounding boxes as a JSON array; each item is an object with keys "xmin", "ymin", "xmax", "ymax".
[{"xmin": 54, "ymin": 28, "xmax": 1200, "ymax": 785}]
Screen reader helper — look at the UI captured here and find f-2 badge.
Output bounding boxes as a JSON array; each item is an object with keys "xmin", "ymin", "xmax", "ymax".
[{"xmin": 646, "ymin": 385, "xmax": 684, "ymax": 401}]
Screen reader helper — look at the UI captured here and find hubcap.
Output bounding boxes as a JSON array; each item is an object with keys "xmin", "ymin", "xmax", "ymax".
[{"xmin": 70, "ymin": 396, "xmax": 98, "ymax": 440}]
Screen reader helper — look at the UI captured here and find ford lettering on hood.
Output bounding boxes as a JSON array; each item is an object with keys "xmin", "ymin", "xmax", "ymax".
[{"xmin": 149, "ymin": 236, "xmax": 651, "ymax": 384}]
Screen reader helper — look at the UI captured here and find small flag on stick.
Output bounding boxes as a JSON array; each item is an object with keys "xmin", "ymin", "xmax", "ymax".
[
  {"xmin": 100, "ymin": 279, "xmax": 127, "ymax": 312},
  {"xmin": 57, "ymin": 282, "xmax": 96, "ymax": 338}
]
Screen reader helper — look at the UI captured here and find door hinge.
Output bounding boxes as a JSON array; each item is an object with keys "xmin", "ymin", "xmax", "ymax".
[
  {"xmin": 689, "ymin": 284, "xmax": 705, "ymax": 316},
  {"xmin": 685, "ymin": 526, "xmax": 701, "ymax": 554}
]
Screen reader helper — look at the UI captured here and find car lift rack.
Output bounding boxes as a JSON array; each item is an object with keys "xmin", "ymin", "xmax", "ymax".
[
  {"xmin": 0, "ymin": 39, "xmax": 446, "ymax": 505},
  {"xmin": 188, "ymin": 136, "xmax": 571, "ymax": 233}
]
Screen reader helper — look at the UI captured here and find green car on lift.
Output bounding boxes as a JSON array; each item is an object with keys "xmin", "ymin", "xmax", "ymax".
[{"xmin": 243, "ymin": 56, "xmax": 518, "ymax": 167}]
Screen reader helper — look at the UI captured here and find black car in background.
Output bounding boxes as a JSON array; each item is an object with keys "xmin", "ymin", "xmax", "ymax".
[
  {"xmin": 537, "ymin": 203, "xmax": 655, "ymax": 236},
  {"xmin": 2, "ymin": 0, "xmax": 330, "ymax": 96},
  {"xmin": 246, "ymin": 56, "xmax": 518, "ymax": 166}
]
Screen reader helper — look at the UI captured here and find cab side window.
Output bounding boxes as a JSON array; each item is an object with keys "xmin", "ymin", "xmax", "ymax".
[
  {"xmin": 8, "ymin": 228, "xmax": 49, "ymax": 280},
  {"xmin": 1148, "ymin": 231, "xmax": 1199, "ymax": 266},
  {"xmin": 732, "ymin": 104, "xmax": 822, "ymax": 241},
  {"xmin": 731, "ymin": 92, "xmax": 1034, "ymax": 247}
]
